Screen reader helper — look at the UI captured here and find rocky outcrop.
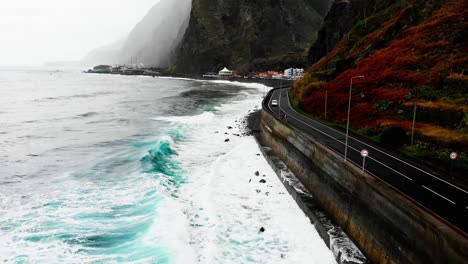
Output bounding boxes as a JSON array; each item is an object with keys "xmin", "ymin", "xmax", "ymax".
[{"xmin": 175, "ymin": 0, "xmax": 327, "ymax": 74}]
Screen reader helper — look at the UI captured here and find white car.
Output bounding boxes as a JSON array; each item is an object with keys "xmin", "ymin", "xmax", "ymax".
[{"xmin": 271, "ymin": 100, "xmax": 278, "ymax": 106}]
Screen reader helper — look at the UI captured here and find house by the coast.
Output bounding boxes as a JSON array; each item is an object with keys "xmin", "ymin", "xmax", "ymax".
[
  {"xmin": 283, "ymin": 68, "xmax": 304, "ymax": 79},
  {"xmin": 219, "ymin": 67, "xmax": 234, "ymax": 77}
]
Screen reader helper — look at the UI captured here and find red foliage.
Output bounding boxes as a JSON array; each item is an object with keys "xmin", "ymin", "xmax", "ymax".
[{"xmin": 299, "ymin": 0, "xmax": 467, "ymax": 129}]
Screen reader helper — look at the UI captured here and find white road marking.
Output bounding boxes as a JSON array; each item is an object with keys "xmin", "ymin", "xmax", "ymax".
[
  {"xmin": 422, "ymin": 185, "xmax": 456, "ymax": 205},
  {"xmin": 278, "ymin": 89, "xmax": 468, "ymax": 195}
]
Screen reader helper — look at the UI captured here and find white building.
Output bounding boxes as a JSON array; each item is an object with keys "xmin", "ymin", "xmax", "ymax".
[
  {"xmin": 219, "ymin": 67, "xmax": 233, "ymax": 77},
  {"xmin": 284, "ymin": 68, "xmax": 305, "ymax": 79}
]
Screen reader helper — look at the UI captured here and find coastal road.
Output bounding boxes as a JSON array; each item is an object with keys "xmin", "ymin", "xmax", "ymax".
[{"xmin": 266, "ymin": 88, "xmax": 468, "ymax": 236}]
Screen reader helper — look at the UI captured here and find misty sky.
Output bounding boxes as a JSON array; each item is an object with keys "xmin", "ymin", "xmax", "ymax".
[{"xmin": 0, "ymin": 0, "xmax": 159, "ymax": 66}]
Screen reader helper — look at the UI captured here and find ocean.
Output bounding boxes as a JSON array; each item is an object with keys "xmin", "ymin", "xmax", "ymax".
[{"xmin": 0, "ymin": 68, "xmax": 335, "ymax": 263}]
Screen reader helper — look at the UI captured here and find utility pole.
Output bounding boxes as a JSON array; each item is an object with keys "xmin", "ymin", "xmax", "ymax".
[
  {"xmin": 325, "ymin": 88, "xmax": 328, "ymax": 118},
  {"xmin": 344, "ymin": 75, "xmax": 364, "ymax": 161},
  {"xmin": 279, "ymin": 77, "xmax": 283, "ymax": 118},
  {"xmin": 411, "ymin": 104, "xmax": 417, "ymax": 145}
]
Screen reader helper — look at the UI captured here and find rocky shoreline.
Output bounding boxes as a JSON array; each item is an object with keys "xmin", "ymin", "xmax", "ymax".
[{"xmin": 245, "ymin": 110, "xmax": 368, "ymax": 264}]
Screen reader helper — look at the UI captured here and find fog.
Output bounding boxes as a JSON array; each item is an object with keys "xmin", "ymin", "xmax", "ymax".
[
  {"xmin": 0, "ymin": 0, "xmax": 158, "ymax": 66},
  {"xmin": 86, "ymin": 0, "xmax": 192, "ymax": 68}
]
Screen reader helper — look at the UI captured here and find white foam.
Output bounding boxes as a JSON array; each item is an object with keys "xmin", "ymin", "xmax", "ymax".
[
  {"xmin": 170, "ymin": 90, "xmax": 336, "ymax": 263},
  {"xmin": 150, "ymin": 112, "xmax": 216, "ymax": 125},
  {"xmin": 205, "ymin": 79, "xmax": 269, "ymax": 90},
  {"xmin": 142, "ymin": 197, "xmax": 197, "ymax": 264},
  {"xmin": 160, "ymin": 76, "xmax": 272, "ymax": 91},
  {"xmin": 158, "ymin": 76, "xmax": 195, "ymax": 82}
]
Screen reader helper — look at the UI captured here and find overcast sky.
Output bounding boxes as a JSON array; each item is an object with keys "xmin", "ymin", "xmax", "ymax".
[{"xmin": 0, "ymin": 0, "xmax": 158, "ymax": 66}]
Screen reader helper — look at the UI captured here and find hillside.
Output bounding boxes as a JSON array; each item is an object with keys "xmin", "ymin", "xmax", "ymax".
[
  {"xmin": 175, "ymin": 0, "xmax": 331, "ymax": 74},
  {"xmin": 292, "ymin": 0, "xmax": 467, "ymax": 174}
]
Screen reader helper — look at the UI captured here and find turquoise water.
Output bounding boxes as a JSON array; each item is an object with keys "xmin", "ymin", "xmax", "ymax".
[
  {"xmin": 0, "ymin": 69, "xmax": 255, "ymax": 263},
  {"xmin": 0, "ymin": 69, "xmax": 336, "ymax": 264}
]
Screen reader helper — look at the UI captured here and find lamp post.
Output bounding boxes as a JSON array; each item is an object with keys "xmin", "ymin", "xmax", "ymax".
[
  {"xmin": 278, "ymin": 77, "xmax": 283, "ymax": 118},
  {"xmin": 324, "ymin": 88, "xmax": 328, "ymax": 118},
  {"xmin": 344, "ymin": 75, "xmax": 365, "ymax": 161}
]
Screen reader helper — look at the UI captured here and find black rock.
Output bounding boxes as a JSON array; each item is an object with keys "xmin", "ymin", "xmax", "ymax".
[
  {"xmin": 254, "ymin": 171, "xmax": 260, "ymax": 176},
  {"xmin": 259, "ymin": 179, "xmax": 266, "ymax": 183},
  {"xmin": 259, "ymin": 227, "xmax": 265, "ymax": 232},
  {"xmin": 227, "ymin": 126, "xmax": 233, "ymax": 129},
  {"xmin": 225, "ymin": 139, "xmax": 230, "ymax": 142}
]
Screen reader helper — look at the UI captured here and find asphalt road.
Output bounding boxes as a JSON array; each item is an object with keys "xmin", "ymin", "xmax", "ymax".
[{"xmin": 266, "ymin": 88, "xmax": 468, "ymax": 236}]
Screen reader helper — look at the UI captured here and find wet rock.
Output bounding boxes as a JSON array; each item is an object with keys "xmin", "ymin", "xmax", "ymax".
[
  {"xmin": 254, "ymin": 171, "xmax": 260, "ymax": 176},
  {"xmin": 256, "ymin": 189, "xmax": 261, "ymax": 193},
  {"xmin": 249, "ymin": 179, "xmax": 252, "ymax": 183},
  {"xmin": 265, "ymin": 192, "xmax": 270, "ymax": 196},
  {"xmin": 227, "ymin": 126, "xmax": 233, "ymax": 129}
]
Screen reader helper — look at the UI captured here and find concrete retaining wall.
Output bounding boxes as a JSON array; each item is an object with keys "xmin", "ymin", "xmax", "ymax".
[{"xmin": 258, "ymin": 109, "xmax": 467, "ymax": 264}]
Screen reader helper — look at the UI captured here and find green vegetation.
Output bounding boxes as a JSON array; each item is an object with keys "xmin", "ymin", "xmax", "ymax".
[{"xmin": 380, "ymin": 126, "xmax": 408, "ymax": 148}]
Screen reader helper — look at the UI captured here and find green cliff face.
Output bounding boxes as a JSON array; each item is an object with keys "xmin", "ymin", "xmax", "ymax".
[{"xmin": 175, "ymin": 0, "xmax": 326, "ymax": 74}]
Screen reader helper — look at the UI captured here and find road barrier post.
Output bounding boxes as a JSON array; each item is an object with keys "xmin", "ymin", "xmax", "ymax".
[
  {"xmin": 361, "ymin": 149, "xmax": 369, "ymax": 171},
  {"xmin": 450, "ymin": 152, "xmax": 457, "ymax": 176}
]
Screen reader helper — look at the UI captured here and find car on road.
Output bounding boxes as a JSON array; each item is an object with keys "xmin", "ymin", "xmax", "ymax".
[
  {"xmin": 202, "ymin": 72, "xmax": 218, "ymax": 78},
  {"xmin": 271, "ymin": 100, "xmax": 278, "ymax": 106}
]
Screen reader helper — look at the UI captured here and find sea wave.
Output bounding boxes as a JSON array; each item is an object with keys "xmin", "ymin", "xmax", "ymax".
[
  {"xmin": 34, "ymin": 91, "xmax": 114, "ymax": 102},
  {"xmin": 140, "ymin": 140, "xmax": 180, "ymax": 177}
]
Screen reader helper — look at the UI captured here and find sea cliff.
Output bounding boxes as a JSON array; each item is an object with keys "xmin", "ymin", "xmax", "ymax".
[{"xmin": 175, "ymin": 0, "xmax": 330, "ymax": 74}]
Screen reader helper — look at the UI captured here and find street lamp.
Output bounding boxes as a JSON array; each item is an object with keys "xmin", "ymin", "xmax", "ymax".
[
  {"xmin": 278, "ymin": 77, "xmax": 283, "ymax": 118},
  {"xmin": 324, "ymin": 88, "xmax": 328, "ymax": 118},
  {"xmin": 344, "ymin": 75, "xmax": 365, "ymax": 161}
]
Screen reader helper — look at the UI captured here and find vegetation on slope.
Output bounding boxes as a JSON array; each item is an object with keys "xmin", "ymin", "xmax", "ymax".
[{"xmin": 292, "ymin": 0, "xmax": 467, "ymax": 176}]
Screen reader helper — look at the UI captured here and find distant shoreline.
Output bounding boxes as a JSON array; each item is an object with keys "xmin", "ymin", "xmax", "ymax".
[{"xmin": 85, "ymin": 71, "xmax": 294, "ymax": 89}]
